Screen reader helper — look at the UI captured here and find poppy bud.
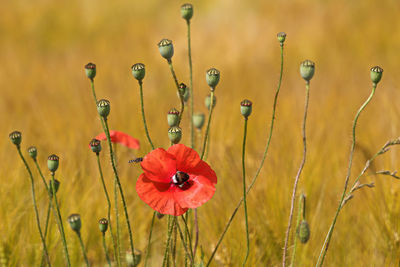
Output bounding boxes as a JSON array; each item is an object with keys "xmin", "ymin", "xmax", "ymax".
[
  {"xmin": 131, "ymin": 63, "xmax": 146, "ymax": 81},
  {"xmin": 181, "ymin": 3, "xmax": 193, "ymax": 21},
  {"xmin": 370, "ymin": 66, "xmax": 383, "ymax": 85},
  {"xmin": 89, "ymin": 139, "xmax": 102, "ymax": 154},
  {"xmin": 297, "ymin": 220, "xmax": 310, "ymax": 243},
  {"xmin": 85, "ymin": 63, "xmax": 96, "ymax": 80},
  {"xmin": 277, "ymin": 32, "xmax": 286, "ymax": 45},
  {"xmin": 158, "ymin": 39, "xmax": 174, "ymax": 60},
  {"xmin": 178, "ymin": 83, "xmax": 189, "ymax": 102},
  {"xmin": 168, "ymin": 126, "xmax": 182, "ymax": 144},
  {"xmin": 49, "ymin": 179, "xmax": 60, "ymax": 196},
  {"xmin": 193, "ymin": 112, "xmax": 205, "ymax": 130},
  {"xmin": 240, "ymin": 99, "xmax": 252, "ymax": 118},
  {"xmin": 98, "ymin": 218, "xmax": 108, "ymax": 233},
  {"xmin": 300, "ymin": 60, "xmax": 315, "ymax": 82},
  {"xmin": 68, "ymin": 214, "xmax": 82, "ymax": 233},
  {"xmin": 97, "ymin": 99, "xmax": 110, "ymax": 118},
  {"xmin": 205, "ymin": 94, "xmax": 217, "ymax": 110},
  {"xmin": 167, "ymin": 108, "xmax": 180, "ymax": 127},
  {"xmin": 9, "ymin": 131, "xmax": 21, "ymax": 146},
  {"xmin": 47, "ymin": 154, "xmax": 59, "ymax": 173},
  {"xmin": 27, "ymin": 146, "xmax": 37, "ymax": 159},
  {"xmin": 156, "ymin": 211, "xmax": 165, "ymax": 219},
  {"xmin": 126, "ymin": 250, "xmax": 142, "ymax": 267},
  {"xmin": 206, "ymin": 68, "xmax": 220, "ymax": 89}
]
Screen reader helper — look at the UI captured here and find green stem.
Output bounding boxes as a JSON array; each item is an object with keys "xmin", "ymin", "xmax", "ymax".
[
  {"xmin": 162, "ymin": 216, "xmax": 175, "ymax": 267},
  {"xmin": 77, "ymin": 232, "xmax": 90, "ymax": 266},
  {"xmin": 316, "ymin": 84, "xmax": 377, "ymax": 267},
  {"xmin": 16, "ymin": 147, "xmax": 51, "ymax": 267},
  {"xmin": 90, "ymin": 79, "xmax": 97, "ymax": 104},
  {"xmin": 138, "ymin": 80, "xmax": 155, "ymax": 149},
  {"xmin": 115, "ymin": 172, "xmax": 121, "ymax": 265},
  {"xmin": 144, "ymin": 212, "xmax": 156, "ymax": 267},
  {"xmin": 187, "ymin": 20, "xmax": 194, "ymax": 149},
  {"xmin": 167, "ymin": 59, "xmax": 185, "ymax": 125},
  {"xmin": 51, "ymin": 173, "xmax": 71, "ymax": 267},
  {"xmin": 176, "ymin": 219, "xmax": 194, "ymax": 266},
  {"xmin": 102, "ymin": 118, "xmax": 136, "ymax": 265},
  {"xmin": 96, "ymin": 154, "xmax": 119, "ymax": 267},
  {"xmin": 283, "ymin": 81, "xmax": 310, "ymax": 266},
  {"xmin": 242, "ymin": 118, "xmax": 250, "ymax": 266},
  {"xmin": 172, "ymin": 222, "xmax": 177, "ymax": 267},
  {"xmin": 181, "ymin": 216, "xmax": 194, "ymax": 265},
  {"xmin": 206, "ymin": 44, "xmax": 284, "ymax": 267},
  {"xmin": 200, "ymin": 90, "xmax": 215, "ymax": 160},
  {"xmin": 102, "ymin": 233, "xmax": 112, "ymax": 267},
  {"xmin": 290, "ymin": 195, "xmax": 305, "ymax": 267}
]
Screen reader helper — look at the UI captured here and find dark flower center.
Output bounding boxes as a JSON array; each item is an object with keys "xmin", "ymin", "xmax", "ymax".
[{"xmin": 172, "ymin": 171, "xmax": 190, "ymax": 187}]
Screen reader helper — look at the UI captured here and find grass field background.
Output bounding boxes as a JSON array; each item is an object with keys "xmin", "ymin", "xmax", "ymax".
[{"xmin": 2, "ymin": 0, "xmax": 400, "ymax": 266}]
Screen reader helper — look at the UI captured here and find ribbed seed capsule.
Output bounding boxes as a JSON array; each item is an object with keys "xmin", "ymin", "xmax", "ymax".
[
  {"xmin": 98, "ymin": 218, "xmax": 108, "ymax": 233},
  {"xmin": 277, "ymin": 32, "xmax": 287, "ymax": 45},
  {"xmin": 193, "ymin": 113, "xmax": 205, "ymax": 130},
  {"xmin": 97, "ymin": 99, "xmax": 110, "ymax": 118},
  {"xmin": 27, "ymin": 146, "xmax": 37, "ymax": 159},
  {"xmin": 181, "ymin": 3, "xmax": 193, "ymax": 21},
  {"xmin": 9, "ymin": 131, "xmax": 22, "ymax": 146},
  {"xmin": 168, "ymin": 126, "xmax": 182, "ymax": 144},
  {"xmin": 85, "ymin": 63, "xmax": 96, "ymax": 80},
  {"xmin": 47, "ymin": 154, "xmax": 59, "ymax": 173},
  {"xmin": 300, "ymin": 60, "xmax": 315, "ymax": 82},
  {"xmin": 240, "ymin": 99, "xmax": 253, "ymax": 118},
  {"xmin": 131, "ymin": 63, "xmax": 146, "ymax": 81},
  {"xmin": 167, "ymin": 108, "xmax": 180, "ymax": 127},
  {"xmin": 68, "ymin": 214, "xmax": 82, "ymax": 232},
  {"xmin": 206, "ymin": 68, "xmax": 220, "ymax": 89},
  {"xmin": 370, "ymin": 66, "xmax": 383, "ymax": 84},
  {"xmin": 158, "ymin": 39, "xmax": 174, "ymax": 60},
  {"xmin": 89, "ymin": 139, "xmax": 102, "ymax": 154},
  {"xmin": 297, "ymin": 220, "xmax": 310, "ymax": 243},
  {"xmin": 205, "ymin": 94, "xmax": 217, "ymax": 110}
]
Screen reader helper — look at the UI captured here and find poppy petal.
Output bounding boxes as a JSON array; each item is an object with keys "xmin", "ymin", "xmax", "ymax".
[
  {"xmin": 95, "ymin": 131, "xmax": 140, "ymax": 149},
  {"xmin": 190, "ymin": 161, "xmax": 217, "ymax": 184},
  {"xmin": 140, "ymin": 148, "xmax": 176, "ymax": 183},
  {"xmin": 167, "ymin": 144, "xmax": 201, "ymax": 172},
  {"xmin": 173, "ymin": 175, "xmax": 216, "ymax": 209},
  {"xmin": 136, "ymin": 174, "xmax": 188, "ymax": 216}
]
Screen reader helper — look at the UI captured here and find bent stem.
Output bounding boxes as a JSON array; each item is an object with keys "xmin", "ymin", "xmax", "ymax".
[
  {"xmin": 138, "ymin": 80, "xmax": 155, "ymax": 149},
  {"xmin": 283, "ymin": 81, "xmax": 310, "ymax": 266},
  {"xmin": 167, "ymin": 59, "xmax": 185, "ymax": 124},
  {"xmin": 16, "ymin": 147, "xmax": 51, "ymax": 267},
  {"xmin": 290, "ymin": 194, "xmax": 305, "ymax": 267},
  {"xmin": 187, "ymin": 20, "xmax": 194, "ymax": 149},
  {"xmin": 316, "ymin": 84, "xmax": 377, "ymax": 267},
  {"xmin": 76, "ymin": 232, "xmax": 89, "ymax": 266},
  {"xmin": 176, "ymin": 218, "xmax": 194, "ymax": 266},
  {"xmin": 206, "ymin": 43, "xmax": 285, "ymax": 267},
  {"xmin": 102, "ymin": 232, "xmax": 112, "ymax": 267},
  {"xmin": 242, "ymin": 118, "xmax": 250, "ymax": 266}
]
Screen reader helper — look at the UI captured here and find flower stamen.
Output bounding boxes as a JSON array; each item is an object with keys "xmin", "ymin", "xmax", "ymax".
[{"xmin": 172, "ymin": 171, "xmax": 190, "ymax": 188}]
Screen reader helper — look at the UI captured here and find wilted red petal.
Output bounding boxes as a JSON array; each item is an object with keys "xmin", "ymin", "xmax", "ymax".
[
  {"xmin": 167, "ymin": 144, "xmax": 201, "ymax": 172},
  {"xmin": 136, "ymin": 174, "xmax": 188, "ymax": 216},
  {"xmin": 94, "ymin": 130, "xmax": 140, "ymax": 149},
  {"xmin": 190, "ymin": 161, "xmax": 217, "ymax": 184},
  {"xmin": 173, "ymin": 175, "xmax": 216, "ymax": 209},
  {"xmin": 140, "ymin": 148, "xmax": 176, "ymax": 183}
]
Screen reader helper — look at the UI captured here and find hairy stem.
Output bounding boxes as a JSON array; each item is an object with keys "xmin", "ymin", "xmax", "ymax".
[
  {"xmin": 187, "ymin": 20, "xmax": 194, "ymax": 149},
  {"xmin": 144, "ymin": 212, "xmax": 156, "ymax": 267},
  {"xmin": 102, "ymin": 233, "xmax": 112, "ymax": 267},
  {"xmin": 167, "ymin": 59, "xmax": 185, "ymax": 124},
  {"xmin": 138, "ymin": 80, "xmax": 155, "ymax": 149},
  {"xmin": 290, "ymin": 194, "xmax": 305, "ymax": 267},
  {"xmin": 162, "ymin": 216, "xmax": 175, "ymax": 267},
  {"xmin": 242, "ymin": 118, "xmax": 250, "ymax": 266},
  {"xmin": 77, "ymin": 232, "xmax": 89, "ymax": 266}
]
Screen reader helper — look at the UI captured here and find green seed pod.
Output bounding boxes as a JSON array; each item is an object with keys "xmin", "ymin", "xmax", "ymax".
[
  {"xmin": 206, "ymin": 68, "xmax": 220, "ymax": 89},
  {"xmin": 27, "ymin": 146, "xmax": 37, "ymax": 159},
  {"xmin": 300, "ymin": 60, "xmax": 315, "ymax": 82},
  {"xmin": 98, "ymin": 218, "xmax": 108, "ymax": 233},
  {"xmin": 89, "ymin": 138, "xmax": 102, "ymax": 154},
  {"xmin": 67, "ymin": 214, "xmax": 82, "ymax": 233},
  {"xmin": 178, "ymin": 83, "xmax": 189, "ymax": 102},
  {"xmin": 240, "ymin": 99, "xmax": 253, "ymax": 118},
  {"xmin": 205, "ymin": 94, "xmax": 217, "ymax": 110},
  {"xmin": 156, "ymin": 211, "xmax": 165, "ymax": 219},
  {"xmin": 131, "ymin": 63, "xmax": 146, "ymax": 81},
  {"xmin": 297, "ymin": 220, "xmax": 310, "ymax": 244},
  {"xmin": 97, "ymin": 99, "xmax": 110, "ymax": 118},
  {"xmin": 168, "ymin": 126, "xmax": 182, "ymax": 144},
  {"xmin": 49, "ymin": 179, "xmax": 60, "ymax": 196},
  {"xmin": 47, "ymin": 154, "xmax": 59, "ymax": 173},
  {"xmin": 9, "ymin": 131, "xmax": 22, "ymax": 146},
  {"xmin": 85, "ymin": 63, "xmax": 96, "ymax": 80},
  {"xmin": 193, "ymin": 112, "xmax": 205, "ymax": 130},
  {"xmin": 167, "ymin": 108, "xmax": 180, "ymax": 127},
  {"xmin": 277, "ymin": 32, "xmax": 287, "ymax": 45},
  {"xmin": 158, "ymin": 39, "xmax": 174, "ymax": 60},
  {"xmin": 126, "ymin": 249, "xmax": 142, "ymax": 267},
  {"xmin": 370, "ymin": 66, "xmax": 383, "ymax": 85},
  {"xmin": 181, "ymin": 3, "xmax": 193, "ymax": 21}
]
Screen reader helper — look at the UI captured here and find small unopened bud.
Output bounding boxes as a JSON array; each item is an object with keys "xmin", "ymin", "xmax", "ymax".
[
  {"xmin": 167, "ymin": 108, "xmax": 180, "ymax": 127},
  {"xmin": 131, "ymin": 63, "xmax": 146, "ymax": 81},
  {"xmin": 68, "ymin": 214, "xmax": 82, "ymax": 233},
  {"xmin": 370, "ymin": 66, "xmax": 383, "ymax": 85},
  {"xmin": 297, "ymin": 220, "xmax": 310, "ymax": 244},
  {"xmin": 47, "ymin": 154, "xmax": 59, "ymax": 173},
  {"xmin": 206, "ymin": 68, "xmax": 220, "ymax": 89},
  {"xmin": 49, "ymin": 179, "xmax": 60, "ymax": 196},
  {"xmin": 97, "ymin": 99, "xmax": 110, "ymax": 118},
  {"xmin": 205, "ymin": 94, "xmax": 217, "ymax": 110},
  {"xmin": 277, "ymin": 32, "xmax": 286, "ymax": 45},
  {"xmin": 89, "ymin": 139, "xmax": 102, "ymax": 154},
  {"xmin": 178, "ymin": 83, "xmax": 189, "ymax": 102},
  {"xmin": 156, "ymin": 211, "xmax": 165, "ymax": 219},
  {"xmin": 27, "ymin": 146, "xmax": 37, "ymax": 159},
  {"xmin": 168, "ymin": 126, "xmax": 182, "ymax": 144},
  {"xmin": 193, "ymin": 113, "xmax": 205, "ymax": 130},
  {"xmin": 158, "ymin": 39, "xmax": 174, "ymax": 60},
  {"xmin": 300, "ymin": 60, "xmax": 315, "ymax": 82},
  {"xmin": 181, "ymin": 3, "xmax": 193, "ymax": 21},
  {"xmin": 240, "ymin": 99, "xmax": 253, "ymax": 118},
  {"xmin": 126, "ymin": 250, "xmax": 142, "ymax": 267},
  {"xmin": 98, "ymin": 218, "xmax": 108, "ymax": 233},
  {"xmin": 9, "ymin": 131, "xmax": 22, "ymax": 146},
  {"xmin": 85, "ymin": 63, "xmax": 96, "ymax": 80}
]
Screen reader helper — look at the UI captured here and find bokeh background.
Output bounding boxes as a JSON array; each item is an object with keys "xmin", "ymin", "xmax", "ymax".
[{"xmin": 1, "ymin": 0, "xmax": 400, "ymax": 266}]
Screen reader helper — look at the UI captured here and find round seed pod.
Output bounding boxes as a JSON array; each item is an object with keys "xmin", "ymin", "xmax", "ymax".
[
  {"xmin": 193, "ymin": 113, "xmax": 205, "ymax": 130},
  {"xmin": 97, "ymin": 99, "xmax": 110, "ymax": 118},
  {"xmin": 181, "ymin": 3, "xmax": 193, "ymax": 21},
  {"xmin": 47, "ymin": 154, "xmax": 59, "ymax": 173},
  {"xmin": 84, "ymin": 63, "xmax": 96, "ymax": 80},
  {"xmin": 167, "ymin": 108, "xmax": 180, "ymax": 127},
  {"xmin": 205, "ymin": 94, "xmax": 217, "ymax": 110},
  {"xmin": 68, "ymin": 214, "xmax": 82, "ymax": 232},
  {"xmin": 206, "ymin": 68, "xmax": 220, "ymax": 88},
  {"xmin": 240, "ymin": 99, "xmax": 253, "ymax": 118},
  {"xmin": 27, "ymin": 146, "xmax": 37, "ymax": 159},
  {"xmin": 300, "ymin": 60, "xmax": 315, "ymax": 82},
  {"xmin": 9, "ymin": 131, "xmax": 22, "ymax": 146},
  {"xmin": 370, "ymin": 66, "xmax": 383, "ymax": 85},
  {"xmin": 297, "ymin": 220, "xmax": 310, "ymax": 244},
  {"xmin": 131, "ymin": 63, "xmax": 146, "ymax": 81},
  {"xmin": 89, "ymin": 139, "xmax": 102, "ymax": 154},
  {"xmin": 126, "ymin": 249, "xmax": 142, "ymax": 267},
  {"xmin": 277, "ymin": 32, "xmax": 287, "ymax": 45},
  {"xmin": 168, "ymin": 126, "xmax": 182, "ymax": 144},
  {"xmin": 158, "ymin": 39, "xmax": 174, "ymax": 60},
  {"xmin": 98, "ymin": 218, "xmax": 108, "ymax": 233}
]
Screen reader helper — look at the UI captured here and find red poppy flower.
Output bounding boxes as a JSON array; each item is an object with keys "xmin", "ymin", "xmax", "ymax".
[
  {"xmin": 95, "ymin": 130, "xmax": 140, "ymax": 149},
  {"xmin": 136, "ymin": 144, "xmax": 217, "ymax": 216}
]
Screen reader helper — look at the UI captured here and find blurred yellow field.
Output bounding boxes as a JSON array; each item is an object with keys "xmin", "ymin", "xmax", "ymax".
[{"xmin": 2, "ymin": 0, "xmax": 400, "ymax": 266}]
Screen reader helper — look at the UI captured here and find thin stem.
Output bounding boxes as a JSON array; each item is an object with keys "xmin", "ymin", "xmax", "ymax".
[
  {"xmin": 172, "ymin": 222, "xmax": 177, "ymax": 267},
  {"xmin": 96, "ymin": 154, "xmax": 119, "ymax": 267},
  {"xmin": 187, "ymin": 20, "xmax": 194, "ymax": 149},
  {"xmin": 167, "ymin": 59, "xmax": 185, "ymax": 124},
  {"xmin": 77, "ymin": 232, "xmax": 90, "ymax": 266},
  {"xmin": 144, "ymin": 212, "xmax": 156, "ymax": 267},
  {"xmin": 102, "ymin": 233, "xmax": 112, "ymax": 267},
  {"xmin": 283, "ymin": 81, "xmax": 310, "ymax": 266},
  {"xmin": 290, "ymin": 195, "xmax": 305, "ymax": 267},
  {"xmin": 162, "ymin": 216, "xmax": 175, "ymax": 267},
  {"xmin": 102, "ymin": 118, "xmax": 136, "ymax": 264},
  {"xmin": 138, "ymin": 80, "xmax": 155, "ymax": 149},
  {"xmin": 193, "ymin": 209, "xmax": 199, "ymax": 259},
  {"xmin": 316, "ymin": 84, "xmax": 377, "ymax": 266},
  {"xmin": 176, "ymin": 218, "xmax": 194, "ymax": 266},
  {"xmin": 90, "ymin": 79, "xmax": 97, "ymax": 104},
  {"xmin": 16, "ymin": 147, "xmax": 51, "ymax": 267},
  {"xmin": 206, "ymin": 44, "xmax": 285, "ymax": 267},
  {"xmin": 181, "ymin": 216, "xmax": 194, "ymax": 263},
  {"xmin": 51, "ymin": 173, "xmax": 71, "ymax": 267},
  {"xmin": 200, "ymin": 90, "xmax": 215, "ymax": 160},
  {"xmin": 242, "ymin": 118, "xmax": 250, "ymax": 266},
  {"xmin": 115, "ymin": 172, "xmax": 121, "ymax": 265}
]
